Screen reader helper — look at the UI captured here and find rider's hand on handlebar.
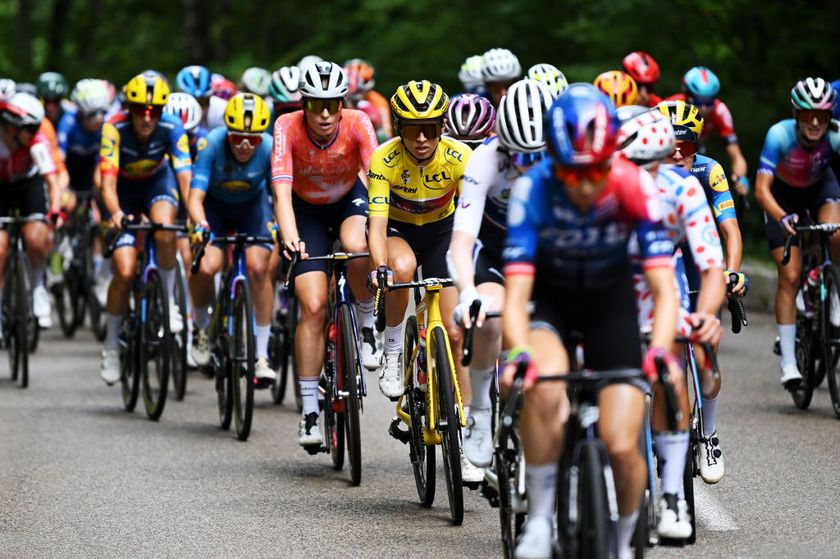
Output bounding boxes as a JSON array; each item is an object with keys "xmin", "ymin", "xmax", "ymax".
[
  {"xmin": 454, "ymin": 285, "xmax": 485, "ymax": 329},
  {"xmin": 283, "ymin": 238, "xmax": 307, "ymax": 261},
  {"xmin": 367, "ymin": 266, "xmax": 393, "ymax": 292},
  {"xmin": 108, "ymin": 210, "xmax": 127, "ymax": 231},
  {"xmin": 731, "ymin": 174, "xmax": 750, "ymax": 196},
  {"xmin": 501, "ymin": 345, "xmax": 538, "ymax": 391},
  {"xmin": 779, "ymin": 213, "xmax": 798, "ymax": 237},
  {"xmin": 190, "ymin": 222, "xmax": 211, "ymax": 245},
  {"xmin": 47, "ymin": 207, "xmax": 67, "ymax": 229},
  {"xmin": 642, "ymin": 346, "xmax": 682, "ymax": 384},
  {"xmin": 689, "ymin": 312, "xmax": 722, "ymax": 346},
  {"xmin": 725, "ymin": 269, "xmax": 749, "ymax": 297}
]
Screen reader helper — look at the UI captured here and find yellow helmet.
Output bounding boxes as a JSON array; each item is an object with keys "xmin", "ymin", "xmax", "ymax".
[
  {"xmin": 224, "ymin": 92, "xmax": 271, "ymax": 133},
  {"xmin": 124, "ymin": 72, "xmax": 170, "ymax": 106},
  {"xmin": 656, "ymin": 100, "xmax": 704, "ymax": 142},
  {"xmin": 593, "ymin": 70, "xmax": 638, "ymax": 107},
  {"xmin": 390, "ymin": 80, "xmax": 449, "ymax": 123}
]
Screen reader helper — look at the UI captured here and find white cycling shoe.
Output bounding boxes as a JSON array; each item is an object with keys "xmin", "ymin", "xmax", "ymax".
[
  {"xmin": 460, "ymin": 450, "xmax": 484, "ymax": 485},
  {"xmin": 298, "ymin": 412, "xmax": 322, "ymax": 447},
  {"xmin": 514, "ymin": 516, "xmax": 553, "ymax": 559},
  {"xmin": 463, "ymin": 407, "xmax": 494, "ymax": 467},
  {"xmin": 360, "ymin": 327, "xmax": 381, "ymax": 370},
  {"xmin": 780, "ymin": 362, "xmax": 802, "ymax": 387},
  {"xmin": 100, "ymin": 348, "xmax": 120, "ymax": 385},
  {"xmin": 255, "ymin": 357, "xmax": 277, "ymax": 382},
  {"xmin": 33, "ymin": 285, "xmax": 52, "ymax": 329},
  {"xmin": 378, "ymin": 351, "xmax": 404, "ymax": 399},
  {"xmin": 192, "ymin": 328, "xmax": 211, "ymax": 366},
  {"xmin": 657, "ymin": 493, "xmax": 692, "ymax": 539},
  {"xmin": 699, "ymin": 431, "xmax": 724, "ymax": 484},
  {"xmin": 169, "ymin": 299, "xmax": 183, "ymax": 334}
]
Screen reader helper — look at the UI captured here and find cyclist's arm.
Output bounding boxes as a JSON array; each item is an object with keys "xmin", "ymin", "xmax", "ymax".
[
  {"xmin": 726, "ymin": 142, "xmax": 748, "ymax": 188},
  {"xmin": 367, "ymin": 160, "xmax": 391, "ymax": 267},
  {"xmin": 449, "ymin": 149, "xmax": 494, "ymax": 291},
  {"xmin": 719, "ymin": 218, "xmax": 742, "ymax": 271},
  {"xmin": 188, "ymin": 140, "xmax": 214, "ymax": 226},
  {"xmin": 754, "ymin": 125, "xmax": 786, "ymax": 222},
  {"xmin": 30, "ymin": 134, "xmax": 61, "ymax": 211},
  {"xmin": 271, "ymin": 117, "xmax": 299, "ymax": 248},
  {"xmin": 99, "ymin": 122, "xmax": 122, "ymax": 217},
  {"xmin": 755, "ymin": 172, "xmax": 784, "ymax": 221},
  {"xmin": 502, "ymin": 272, "xmax": 533, "ymax": 350},
  {"xmin": 645, "ymin": 264, "xmax": 679, "ymax": 351},
  {"xmin": 168, "ymin": 123, "xmax": 193, "ymax": 205}
]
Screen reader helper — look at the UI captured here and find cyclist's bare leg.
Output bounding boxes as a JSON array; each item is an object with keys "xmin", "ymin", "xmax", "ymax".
[
  {"xmin": 818, "ymin": 201, "xmax": 840, "ymax": 261},
  {"xmin": 384, "ymin": 236, "xmax": 415, "ymax": 327},
  {"xmin": 0, "ymin": 231, "xmax": 8, "ymax": 291},
  {"xmin": 295, "ymin": 270, "xmax": 329, "ymax": 379},
  {"xmin": 107, "ymin": 246, "xmax": 137, "ymax": 315},
  {"xmin": 177, "ymin": 236, "xmax": 192, "ymax": 281},
  {"xmin": 339, "ymin": 215, "xmax": 373, "ymax": 304},
  {"xmin": 771, "ymin": 245, "xmax": 800, "ymax": 325},
  {"xmin": 467, "ymin": 283, "xmax": 504, "ymax": 408},
  {"xmin": 149, "ymin": 201, "xmax": 177, "ymax": 269},
  {"xmin": 247, "ymin": 245, "xmax": 273, "ymax": 360},
  {"xmin": 189, "ymin": 245, "xmax": 223, "ymax": 311},
  {"xmin": 598, "ymin": 384, "xmax": 646, "ymax": 515},
  {"xmin": 21, "ymin": 221, "xmax": 51, "ymax": 270}
]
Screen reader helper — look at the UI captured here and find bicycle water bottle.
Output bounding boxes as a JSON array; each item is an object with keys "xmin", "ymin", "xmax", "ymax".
[
  {"xmin": 47, "ymin": 248, "xmax": 63, "ymax": 288},
  {"xmin": 326, "ymin": 324, "xmax": 336, "ymax": 378},
  {"xmin": 803, "ymin": 268, "xmax": 820, "ymax": 317},
  {"xmin": 417, "ymin": 328, "xmax": 427, "ymax": 392}
]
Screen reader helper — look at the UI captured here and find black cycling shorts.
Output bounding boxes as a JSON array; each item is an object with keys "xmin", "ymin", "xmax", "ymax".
[
  {"xmin": 0, "ymin": 174, "xmax": 48, "ymax": 217},
  {"xmin": 764, "ymin": 170, "xmax": 840, "ymax": 250},
  {"xmin": 292, "ymin": 177, "xmax": 368, "ymax": 277},
  {"xmin": 387, "ymin": 215, "xmax": 453, "ymax": 280},
  {"xmin": 472, "ymin": 238, "xmax": 504, "ymax": 286}
]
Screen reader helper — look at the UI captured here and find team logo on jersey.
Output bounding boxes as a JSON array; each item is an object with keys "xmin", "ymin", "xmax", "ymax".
[
  {"xmin": 424, "ymin": 171, "xmax": 451, "ymax": 185},
  {"xmin": 719, "ymin": 199, "xmax": 734, "ymax": 211},
  {"xmin": 709, "ymin": 164, "xmax": 729, "ymax": 192},
  {"xmin": 124, "ymin": 159, "xmax": 160, "ymax": 175},
  {"xmin": 401, "ymin": 169, "xmax": 411, "ymax": 185},
  {"xmin": 197, "ymin": 137, "xmax": 208, "ymax": 152},
  {"xmin": 221, "ymin": 180, "xmax": 252, "ymax": 191},
  {"xmin": 445, "ymin": 147, "xmax": 463, "ymax": 162},
  {"xmin": 176, "ymin": 134, "xmax": 190, "ymax": 154},
  {"xmin": 368, "ymin": 171, "xmax": 387, "ymax": 182},
  {"xmin": 382, "ymin": 149, "xmax": 399, "ymax": 168}
]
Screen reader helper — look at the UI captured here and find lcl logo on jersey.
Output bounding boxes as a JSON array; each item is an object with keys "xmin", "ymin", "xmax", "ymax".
[
  {"xmin": 445, "ymin": 147, "xmax": 463, "ymax": 162},
  {"xmin": 424, "ymin": 171, "xmax": 451, "ymax": 187}
]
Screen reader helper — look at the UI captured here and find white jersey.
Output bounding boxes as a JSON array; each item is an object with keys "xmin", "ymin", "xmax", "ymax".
[
  {"xmin": 452, "ymin": 135, "xmax": 522, "ymax": 253},
  {"xmin": 634, "ymin": 164, "xmax": 724, "ymax": 334}
]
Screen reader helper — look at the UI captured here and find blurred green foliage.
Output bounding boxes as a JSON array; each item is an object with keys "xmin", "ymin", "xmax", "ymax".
[{"xmin": 0, "ymin": 0, "xmax": 838, "ymax": 258}]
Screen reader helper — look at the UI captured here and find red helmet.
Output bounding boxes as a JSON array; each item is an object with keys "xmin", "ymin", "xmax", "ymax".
[{"xmin": 622, "ymin": 51, "xmax": 660, "ymax": 86}]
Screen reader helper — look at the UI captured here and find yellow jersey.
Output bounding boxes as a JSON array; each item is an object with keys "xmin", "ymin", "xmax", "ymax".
[{"xmin": 367, "ymin": 136, "xmax": 472, "ymax": 226}]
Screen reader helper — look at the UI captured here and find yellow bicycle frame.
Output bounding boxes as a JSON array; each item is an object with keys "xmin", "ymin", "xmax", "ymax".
[{"xmin": 396, "ymin": 283, "xmax": 466, "ymax": 446}]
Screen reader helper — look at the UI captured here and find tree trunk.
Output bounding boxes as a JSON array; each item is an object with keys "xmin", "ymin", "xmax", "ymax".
[
  {"xmin": 47, "ymin": 0, "xmax": 73, "ymax": 71},
  {"xmin": 18, "ymin": 0, "xmax": 33, "ymax": 75},
  {"xmin": 181, "ymin": 0, "xmax": 207, "ymax": 64}
]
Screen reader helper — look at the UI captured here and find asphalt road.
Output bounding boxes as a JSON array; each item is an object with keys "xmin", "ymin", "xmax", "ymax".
[{"xmin": 2, "ymin": 311, "xmax": 840, "ymax": 559}]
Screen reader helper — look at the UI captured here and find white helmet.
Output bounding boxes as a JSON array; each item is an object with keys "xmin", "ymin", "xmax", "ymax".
[
  {"xmin": 527, "ymin": 63, "xmax": 568, "ymax": 99},
  {"xmin": 494, "ymin": 79, "xmax": 552, "ymax": 153},
  {"xmin": 240, "ymin": 67, "xmax": 272, "ymax": 97},
  {"xmin": 164, "ymin": 92, "xmax": 203, "ymax": 132},
  {"xmin": 70, "ymin": 79, "xmax": 111, "ymax": 114},
  {"xmin": 2, "ymin": 92, "xmax": 45, "ymax": 127},
  {"xmin": 269, "ymin": 66, "xmax": 302, "ymax": 104},
  {"xmin": 482, "ymin": 48, "xmax": 521, "ymax": 82},
  {"xmin": 616, "ymin": 106, "xmax": 676, "ymax": 168},
  {"xmin": 791, "ymin": 77, "xmax": 836, "ymax": 111},
  {"xmin": 299, "ymin": 61, "xmax": 348, "ymax": 99},
  {"xmin": 297, "ymin": 55, "xmax": 323, "ymax": 72},
  {"xmin": 458, "ymin": 55, "xmax": 485, "ymax": 89},
  {"xmin": 0, "ymin": 79, "xmax": 15, "ymax": 101}
]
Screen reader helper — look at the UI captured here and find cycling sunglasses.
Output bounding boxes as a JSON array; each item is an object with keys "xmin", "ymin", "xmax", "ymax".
[
  {"xmin": 672, "ymin": 141, "xmax": 698, "ymax": 158},
  {"xmin": 15, "ymin": 123, "xmax": 40, "ymax": 135},
  {"xmin": 797, "ymin": 109, "xmax": 832, "ymax": 125},
  {"xmin": 228, "ymin": 131, "xmax": 262, "ymax": 149},
  {"xmin": 83, "ymin": 109, "xmax": 107, "ymax": 120},
  {"xmin": 400, "ymin": 122, "xmax": 442, "ymax": 141},
  {"xmin": 688, "ymin": 95, "xmax": 715, "ymax": 109},
  {"xmin": 554, "ymin": 162, "xmax": 610, "ymax": 187},
  {"xmin": 128, "ymin": 103, "xmax": 163, "ymax": 118},
  {"xmin": 513, "ymin": 151, "xmax": 545, "ymax": 168},
  {"xmin": 303, "ymin": 98, "xmax": 343, "ymax": 115}
]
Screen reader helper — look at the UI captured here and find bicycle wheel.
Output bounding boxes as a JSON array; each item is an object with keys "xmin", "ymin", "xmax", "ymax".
[
  {"xmin": 20, "ymin": 254, "xmax": 38, "ymax": 356},
  {"xmin": 684, "ymin": 427, "xmax": 697, "ymax": 544},
  {"xmin": 217, "ymin": 350, "xmax": 233, "ymax": 431},
  {"xmin": 269, "ymin": 288, "xmax": 290, "ymax": 404},
  {"xmin": 338, "ymin": 304, "xmax": 362, "ymax": 485},
  {"xmin": 496, "ymin": 434, "xmax": 525, "ymax": 558},
  {"xmin": 87, "ymin": 227, "xmax": 107, "ymax": 341},
  {"xmin": 171, "ymin": 263, "xmax": 189, "ymax": 401},
  {"xmin": 578, "ymin": 443, "xmax": 610, "ymax": 559},
  {"xmin": 4, "ymin": 257, "xmax": 20, "ymax": 381},
  {"xmin": 322, "ymin": 365, "xmax": 345, "ymax": 470},
  {"xmin": 120, "ymin": 314, "xmax": 141, "ymax": 412},
  {"xmin": 822, "ymin": 265, "xmax": 840, "ymax": 419},
  {"xmin": 432, "ymin": 326, "xmax": 464, "ymax": 525},
  {"xmin": 231, "ymin": 279, "xmax": 256, "ymax": 441},
  {"xmin": 54, "ymin": 266, "xmax": 80, "ymax": 338},
  {"xmin": 15, "ymin": 253, "xmax": 31, "ymax": 388},
  {"xmin": 791, "ymin": 315, "xmax": 816, "ymax": 410},
  {"xmin": 404, "ymin": 316, "xmax": 435, "ymax": 506},
  {"xmin": 140, "ymin": 269, "xmax": 171, "ymax": 421}
]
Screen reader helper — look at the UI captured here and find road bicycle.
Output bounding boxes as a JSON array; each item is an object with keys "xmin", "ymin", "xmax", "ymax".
[{"xmin": 269, "ymin": 256, "xmax": 300, "ymax": 410}]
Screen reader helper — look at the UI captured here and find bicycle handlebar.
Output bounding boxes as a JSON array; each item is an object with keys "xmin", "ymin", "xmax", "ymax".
[
  {"xmin": 726, "ymin": 272, "xmax": 749, "ymax": 334},
  {"xmin": 461, "ymin": 303, "xmax": 502, "ymax": 366},
  {"xmin": 104, "ymin": 217, "xmax": 187, "ymax": 257},
  {"xmin": 0, "ymin": 213, "xmax": 48, "ymax": 226},
  {"xmin": 782, "ymin": 223, "xmax": 840, "ymax": 265}
]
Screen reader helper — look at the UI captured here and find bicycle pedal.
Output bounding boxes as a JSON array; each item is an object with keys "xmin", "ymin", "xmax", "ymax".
[
  {"xmin": 784, "ymin": 378, "xmax": 803, "ymax": 391},
  {"xmin": 303, "ymin": 444, "xmax": 324, "ymax": 456},
  {"xmin": 253, "ymin": 377, "xmax": 273, "ymax": 390},
  {"xmin": 388, "ymin": 417, "xmax": 410, "ymax": 444},
  {"xmin": 463, "ymin": 480, "xmax": 481, "ymax": 491},
  {"xmin": 479, "ymin": 480, "xmax": 500, "ymax": 508}
]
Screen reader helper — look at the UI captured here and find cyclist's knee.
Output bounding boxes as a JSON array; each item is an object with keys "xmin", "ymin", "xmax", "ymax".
[
  {"xmin": 247, "ymin": 257, "xmax": 269, "ymax": 281},
  {"xmin": 777, "ymin": 266, "xmax": 799, "ymax": 290},
  {"xmin": 299, "ymin": 293, "xmax": 327, "ymax": 323},
  {"xmin": 391, "ymin": 252, "xmax": 416, "ymax": 282},
  {"xmin": 602, "ymin": 430, "xmax": 642, "ymax": 468},
  {"xmin": 526, "ymin": 380, "xmax": 563, "ymax": 414},
  {"xmin": 480, "ymin": 317, "xmax": 502, "ymax": 346}
]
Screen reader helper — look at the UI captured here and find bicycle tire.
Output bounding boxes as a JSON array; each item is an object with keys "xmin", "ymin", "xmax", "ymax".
[
  {"xmin": 4, "ymin": 255, "xmax": 18, "ymax": 380},
  {"xmin": 496, "ymin": 435, "xmax": 525, "ymax": 558},
  {"xmin": 432, "ymin": 326, "xmax": 464, "ymax": 525},
  {"xmin": 339, "ymin": 304, "xmax": 362, "ymax": 485},
  {"xmin": 171, "ymin": 263, "xmax": 189, "ymax": 401},
  {"xmin": 791, "ymin": 315, "xmax": 816, "ymax": 410},
  {"xmin": 217, "ymin": 352, "xmax": 233, "ymax": 431},
  {"xmin": 231, "ymin": 279, "xmax": 256, "ymax": 441},
  {"xmin": 684, "ymin": 430, "xmax": 697, "ymax": 544},
  {"xmin": 324, "ymin": 370, "xmax": 346, "ymax": 470},
  {"xmin": 578, "ymin": 442, "xmax": 610, "ymax": 559},
  {"xmin": 405, "ymin": 316, "xmax": 435, "ymax": 506},
  {"xmin": 54, "ymin": 267, "xmax": 79, "ymax": 338},
  {"xmin": 20, "ymin": 253, "xmax": 38, "ymax": 356},
  {"xmin": 821, "ymin": 265, "xmax": 840, "ymax": 419},
  {"xmin": 289, "ymin": 298, "xmax": 302, "ymax": 412},
  {"xmin": 87, "ymin": 226, "xmax": 107, "ymax": 341},
  {"xmin": 16, "ymin": 252, "xmax": 31, "ymax": 388},
  {"xmin": 633, "ymin": 489, "xmax": 649, "ymax": 558},
  {"xmin": 140, "ymin": 269, "xmax": 170, "ymax": 421},
  {"xmin": 120, "ymin": 313, "xmax": 141, "ymax": 411},
  {"xmin": 269, "ymin": 287, "xmax": 291, "ymax": 404}
]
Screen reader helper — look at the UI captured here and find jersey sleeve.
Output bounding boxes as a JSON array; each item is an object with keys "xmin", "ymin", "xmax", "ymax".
[
  {"xmin": 56, "ymin": 113, "xmax": 74, "ymax": 155},
  {"xmin": 190, "ymin": 135, "xmax": 217, "ymax": 193},
  {"xmin": 677, "ymin": 174, "xmax": 724, "ymax": 272},
  {"xmin": 503, "ymin": 175, "xmax": 542, "ymax": 276},
  {"xmin": 757, "ymin": 122, "xmax": 785, "ymax": 176},
  {"xmin": 30, "ymin": 134, "xmax": 57, "ymax": 176},
  {"xmin": 706, "ymin": 161, "xmax": 737, "ymax": 223},
  {"xmin": 271, "ymin": 115, "xmax": 294, "ymax": 189},
  {"xmin": 99, "ymin": 122, "xmax": 120, "ymax": 177},
  {"xmin": 620, "ymin": 165, "xmax": 673, "ymax": 269},
  {"xmin": 354, "ymin": 111, "xmax": 379, "ymax": 174},
  {"xmin": 712, "ymin": 100, "xmax": 737, "ymax": 144},
  {"xmin": 367, "ymin": 146, "xmax": 392, "ymax": 218},
  {"xmin": 452, "ymin": 144, "xmax": 495, "ymax": 236},
  {"xmin": 168, "ymin": 122, "xmax": 193, "ymax": 175}
]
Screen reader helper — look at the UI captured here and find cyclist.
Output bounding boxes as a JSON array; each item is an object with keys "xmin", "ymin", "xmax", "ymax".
[
  {"xmin": 448, "ymin": 79, "xmax": 551, "ymax": 469},
  {"xmin": 97, "ymin": 72, "xmax": 192, "ymax": 384},
  {"xmin": 755, "ymin": 78, "xmax": 840, "ymax": 387},
  {"xmin": 188, "ymin": 93, "xmax": 277, "ymax": 381},
  {"xmin": 239, "ymin": 67, "xmax": 272, "ymax": 98},
  {"xmin": 297, "ymin": 55, "xmax": 323, "ymax": 72},
  {"xmin": 526, "ymin": 63, "xmax": 568, "ymax": 99},
  {"xmin": 0, "ymin": 92, "xmax": 63, "ymax": 330},
  {"xmin": 658, "ymin": 99, "xmax": 743, "ymax": 483},
  {"xmin": 458, "ymin": 55, "xmax": 485, "ymax": 95},
  {"xmin": 502, "ymin": 84, "xmax": 680, "ymax": 559},
  {"xmin": 367, "ymin": 80, "xmax": 483, "ymax": 483},
  {"xmin": 443, "ymin": 93, "xmax": 495, "ymax": 149},
  {"xmin": 481, "ymin": 48, "xmax": 521, "ymax": 107},
  {"xmin": 618, "ymin": 105, "xmax": 726, "ymax": 539},
  {"xmin": 268, "ymin": 66, "xmax": 302, "ymax": 125},
  {"xmin": 668, "ymin": 67, "xmax": 750, "ymax": 197},
  {"xmin": 205, "ymin": 76, "xmax": 237, "ymax": 130},
  {"xmin": 622, "ymin": 51, "xmax": 662, "ymax": 107},
  {"xmin": 344, "ymin": 58, "xmax": 393, "ymax": 142},
  {"xmin": 271, "ymin": 61, "xmax": 378, "ymax": 448},
  {"xmin": 37, "ymin": 72, "xmax": 69, "ymax": 127},
  {"xmin": 594, "ymin": 70, "xmax": 639, "ymax": 107},
  {"xmin": 0, "ymin": 78, "xmax": 15, "ymax": 101}
]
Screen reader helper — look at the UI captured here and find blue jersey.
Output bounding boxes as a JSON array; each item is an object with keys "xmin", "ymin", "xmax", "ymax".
[
  {"xmin": 191, "ymin": 126, "xmax": 273, "ymax": 205},
  {"xmin": 757, "ymin": 119, "xmax": 840, "ymax": 188},
  {"xmin": 504, "ymin": 155, "xmax": 673, "ymax": 290},
  {"xmin": 689, "ymin": 154, "xmax": 737, "ymax": 224},
  {"xmin": 100, "ymin": 111, "xmax": 192, "ymax": 180},
  {"xmin": 189, "ymin": 126, "xmax": 210, "ymax": 161},
  {"xmin": 57, "ymin": 110, "xmax": 101, "ymax": 159}
]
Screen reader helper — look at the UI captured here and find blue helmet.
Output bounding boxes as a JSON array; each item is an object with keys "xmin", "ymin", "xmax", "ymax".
[
  {"xmin": 545, "ymin": 83, "xmax": 618, "ymax": 167},
  {"xmin": 683, "ymin": 66, "xmax": 720, "ymax": 99},
  {"xmin": 175, "ymin": 65, "xmax": 211, "ymax": 98}
]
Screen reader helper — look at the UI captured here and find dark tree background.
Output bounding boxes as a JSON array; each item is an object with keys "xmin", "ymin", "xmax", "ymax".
[{"xmin": 1, "ymin": 0, "xmax": 838, "ymax": 257}]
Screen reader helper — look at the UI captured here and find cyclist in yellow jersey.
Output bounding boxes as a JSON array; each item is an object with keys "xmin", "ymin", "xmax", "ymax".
[{"xmin": 368, "ymin": 80, "xmax": 481, "ymax": 482}]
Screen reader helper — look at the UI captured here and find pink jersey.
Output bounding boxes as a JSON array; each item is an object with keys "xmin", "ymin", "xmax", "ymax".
[
  {"xmin": 0, "ymin": 132, "xmax": 56, "ymax": 183},
  {"xmin": 271, "ymin": 109, "xmax": 378, "ymax": 205}
]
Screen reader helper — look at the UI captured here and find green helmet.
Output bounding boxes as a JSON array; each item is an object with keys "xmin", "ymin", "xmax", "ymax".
[{"xmin": 37, "ymin": 71, "xmax": 68, "ymax": 101}]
